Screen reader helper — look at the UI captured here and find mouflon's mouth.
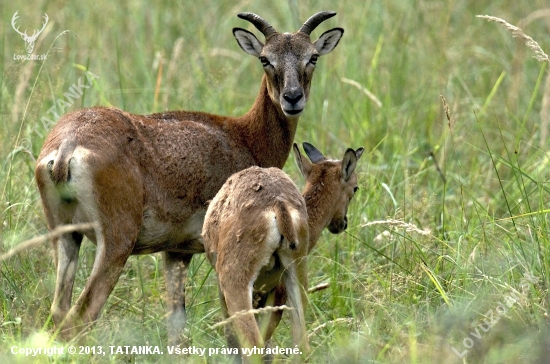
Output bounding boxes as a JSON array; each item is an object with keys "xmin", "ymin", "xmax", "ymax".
[
  {"xmin": 283, "ymin": 108, "xmax": 303, "ymax": 116},
  {"xmin": 328, "ymin": 225, "xmax": 345, "ymax": 234},
  {"xmin": 328, "ymin": 219, "xmax": 347, "ymax": 234}
]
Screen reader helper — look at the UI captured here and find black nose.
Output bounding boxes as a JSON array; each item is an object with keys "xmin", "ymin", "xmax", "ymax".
[{"xmin": 283, "ymin": 90, "xmax": 303, "ymax": 105}]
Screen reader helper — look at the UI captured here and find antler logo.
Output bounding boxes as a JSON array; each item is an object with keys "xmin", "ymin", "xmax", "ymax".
[{"xmin": 11, "ymin": 11, "xmax": 49, "ymax": 54}]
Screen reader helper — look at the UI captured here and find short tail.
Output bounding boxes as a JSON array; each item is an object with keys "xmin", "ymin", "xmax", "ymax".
[
  {"xmin": 47, "ymin": 140, "xmax": 76, "ymax": 184},
  {"xmin": 274, "ymin": 199, "xmax": 298, "ymax": 250}
]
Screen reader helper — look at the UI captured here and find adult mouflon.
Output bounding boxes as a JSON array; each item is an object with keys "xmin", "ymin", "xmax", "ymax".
[{"xmin": 35, "ymin": 12, "xmax": 343, "ymax": 343}]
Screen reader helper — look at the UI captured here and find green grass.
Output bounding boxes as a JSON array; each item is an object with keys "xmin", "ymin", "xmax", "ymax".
[{"xmin": 2, "ymin": 0, "xmax": 550, "ymax": 363}]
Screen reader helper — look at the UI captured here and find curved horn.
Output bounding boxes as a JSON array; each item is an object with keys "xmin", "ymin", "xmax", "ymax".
[
  {"xmin": 238, "ymin": 12, "xmax": 277, "ymax": 39},
  {"xmin": 299, "ymin": 11, "xmax": 337, "ymax": 35}
]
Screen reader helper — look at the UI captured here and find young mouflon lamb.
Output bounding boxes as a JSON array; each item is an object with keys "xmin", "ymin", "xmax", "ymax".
[{"xmin": 202, "ymin": 142, "xmax": 363, "ymax": 362}]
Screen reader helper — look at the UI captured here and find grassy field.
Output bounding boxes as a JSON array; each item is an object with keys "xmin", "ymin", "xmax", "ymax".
[{"xmin": 1, "ymin": 0, "xmax": 550, "ymax": 362}]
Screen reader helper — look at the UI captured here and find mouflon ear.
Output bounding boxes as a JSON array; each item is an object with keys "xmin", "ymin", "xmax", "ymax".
[
  {"xmin": 313, "ymin": 28, "xmax": 344, "ymax": 55},
  {"xmin": 341, "ymin": 148, "xmax": 358, "ymax": 182},
  {"xmin": 233, "ymin": 28, "xmax": 264, "ymax": 57},
  {"xmin": 293, "ymin": 143, "xmax": 312, "ymax": 178},
  {"xmin": 355, "ymin": 147, "xmax": 364, "ymax": 160},
  {"xmin": 302, "ymin": 142, "xmax": 326, "ymax": 163}
]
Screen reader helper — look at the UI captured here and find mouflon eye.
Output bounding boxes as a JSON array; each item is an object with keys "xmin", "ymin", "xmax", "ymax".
[
  {"xmin": 259, "ymin": 56, "xmax": 271, "ymax": 67},
  {"xmin": 308, "ymin": 54, "xmax": 319, "ymax": 65}
]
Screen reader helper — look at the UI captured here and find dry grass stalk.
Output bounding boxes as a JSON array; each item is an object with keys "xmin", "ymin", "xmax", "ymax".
[
  {"xmin": 541, "ymin": 74, "xmax": 550, "ymax": 148},
  {"xmin": 341, "ymin": 77, "xmax": 383, "ymax": 108},
  {"xmin": 440, "ymin": 95, "xmax": 452, "ymax": 127},
  {"xmin": 162, "ymin": 37, "xmax": 185, "ymax": 109},
  {"xmin": 209, "ymin": 305, "xmax": 293, "ymax": 330},
  {"xmin": 362, "ymin": 219, "xmax": 431, "ymax": 236},
  {"xmin": 210, "ymin": 48, "xmax": 242, "ymax": 61},
  {"xmin": 308, "ymin": 282, "xmax": 329, "ymax": 293},
  {"xmin": 308, "ymin": 318, "xmax": 354, "ymax": 339},
  {"xmin": 0, "ymin": 222, "xmax": 97, "ymax": 262},
  {"xmin": 12, "ymin": 60, "xmax": 38, "ymax": 124},
  {"xmin": 519, "ymin": 9, "xmax": 550, "ymax": 29},
  {"xmin": 477, "ymin": 14, "xmax": 550, "ymax": 149},
  {"xmin": 476, "ymin": 15, "xmax": 549, "ymax": 63}
]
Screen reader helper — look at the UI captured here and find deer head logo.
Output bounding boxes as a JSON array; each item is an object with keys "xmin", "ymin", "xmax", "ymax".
[{"xmin": 11, "ymin": 11, "xmax": 49, "ymax": 54}]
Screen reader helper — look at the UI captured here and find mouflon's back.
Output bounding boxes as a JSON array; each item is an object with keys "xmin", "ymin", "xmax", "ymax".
[{"xmin": 202, "ymin": 166, "xmax": 308, "ymax": 266}]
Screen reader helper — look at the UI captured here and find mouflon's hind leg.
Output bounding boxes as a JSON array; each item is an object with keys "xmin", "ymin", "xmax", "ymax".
[
  {"xmin": 58, "ymin": 162, "xmax": 143, "ymax": 339},
  {"xmin": 50, "ymin": 231, "xmax": 83, "ymax": 332},
  {"xmin": 60, "ymin": 220, "xmax": 137, "ymax": 338},
  {"xmin": 163, "ymin": 251, "xmax": 193, "ymax": 346}
]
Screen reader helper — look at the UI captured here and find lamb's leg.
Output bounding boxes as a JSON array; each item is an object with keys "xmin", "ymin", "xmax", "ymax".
[
  {"xmin": 258, "ymin": 285, "xmax": 287, "ymax": 363},
  {"xmin": 219, "ymin": 275, "xmax": 264, "ymax": 364},
  {"xmin": 280, "ymin": 254, "xmax": 310, "ymax": 361},
  {"xmin": 218, "ymin": 281, "xmax": 242, "ymax": 363}
]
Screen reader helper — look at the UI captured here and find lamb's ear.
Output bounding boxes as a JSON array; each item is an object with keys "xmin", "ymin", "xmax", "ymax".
[
  {"xmin": 341, "ymin": 148, "xmax": 358, "ymax": 182},
  {"xmin": 313, "ymin": 28, "xmax": 344, "ymax": 55},
  {"xmin": 233, "ymin": 28, "xmax": 264, "ymax": 57},
  {"xmin": 293, "ymin": 143, "xmax": 312, "ymax": 178},
  {"xmin": 302, "ymin": 142, "xmax": 325, "ymax": 163},
  {"xmin": 355, "ymin": 147, "xmax": 365, "ymax": 160}
]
